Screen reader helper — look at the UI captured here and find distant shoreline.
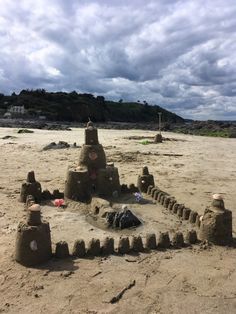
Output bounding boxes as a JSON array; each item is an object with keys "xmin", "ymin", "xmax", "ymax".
[{"xmin": 0, "ymin": 118, "xmax": 235, "ymax": 138}]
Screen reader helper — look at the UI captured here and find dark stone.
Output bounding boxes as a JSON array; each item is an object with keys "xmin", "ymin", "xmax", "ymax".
[
  {"xmin": 106, "ymin": 208, "xmax": 141, "ymax": 230},
  {"xmin": 17, "ymin": 129, "xmax": 34, "ymax": 134},
  {"xmin": 42, "ymin": 141, "xmax": 70, "ymax": 151}
]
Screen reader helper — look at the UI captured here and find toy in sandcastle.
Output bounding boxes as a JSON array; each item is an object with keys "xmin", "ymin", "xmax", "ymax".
[
  {"xmin": 15, "ymin": 203, "xmax": 52, "ymax": 266},
  {"xmin": 64, "ymin": 121, "xmax": 121, "ymax": 202},
  {"xmin": 199, "ymin": 194, "xmax": 232, "ymax": 245}
]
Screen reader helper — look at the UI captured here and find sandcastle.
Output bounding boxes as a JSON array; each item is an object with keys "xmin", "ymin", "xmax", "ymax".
[
  {"xmin": 64, "ymin": 121, "xmax": 121, "ymax": 202},
  {"xmin": 199, "ymin": 194, "xmax": 232, "ymax": 245},
  {"xmin": 15, "ymin": 123, "xmax": 234, "ymax": 267},
  {"xmin": 15, "ymin": 203, "xmax": 52, "ymax": 267}
]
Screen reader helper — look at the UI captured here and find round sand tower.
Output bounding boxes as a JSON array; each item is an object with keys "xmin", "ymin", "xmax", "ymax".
[
  {"xmin": 15, "ymin": 204, "xmax": 52, "ymax": 266},
  {"xmin": 199, "ymin": 195, "xmax": 232, "ymax": 245}
]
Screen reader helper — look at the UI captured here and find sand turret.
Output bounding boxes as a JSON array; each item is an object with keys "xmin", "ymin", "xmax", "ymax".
[
  {"xmin": 199, "ymin": 194, "xmax": 232, "ymax": 245},
  {"xmin": 15, "ymin": 204, "xmax": 52, "ymax": 266},
  {"xmin": 137, "ymin": 166, "xmax": 155, "ymax": 193},
  {"xmin": 20, "ymin": 171, "xmax": 42, "ymax": 203}
]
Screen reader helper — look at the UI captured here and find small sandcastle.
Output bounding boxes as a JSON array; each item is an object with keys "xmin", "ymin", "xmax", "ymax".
[{"xmin": 64, "ymin": 121, "xmax": 121, "ymax": 201}]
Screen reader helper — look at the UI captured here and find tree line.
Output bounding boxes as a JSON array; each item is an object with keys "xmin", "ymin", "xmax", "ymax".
[{"xmin": 0, "ymin": 89, "xmax": 184, "ymax": 123}]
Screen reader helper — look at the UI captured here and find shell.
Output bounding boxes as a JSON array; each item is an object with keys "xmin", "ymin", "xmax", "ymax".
[
  {"xmin": 212, "ymin": 194, "xmax": 223, "ymax": 200},
  {"xmin": 30, "ymin": 240, "xmax": 38, "ymax": 251}
]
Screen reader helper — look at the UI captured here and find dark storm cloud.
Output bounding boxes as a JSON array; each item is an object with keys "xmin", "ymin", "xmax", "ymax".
[{"xmin": 0, "ymin": 0, "xmax": 236, "ymax": 119}]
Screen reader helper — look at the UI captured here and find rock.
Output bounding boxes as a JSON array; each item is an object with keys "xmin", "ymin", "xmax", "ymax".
[
  {"xmin": 17, "ymin": 129, "xmax": 34, "ymax": 134},
  {"xmin": 42, "ymin": 141, "xmax": 70, "ymax": 151},
  {"xmin": 106, "ymin": 208, "xmax": 141, "ymax": 229}
]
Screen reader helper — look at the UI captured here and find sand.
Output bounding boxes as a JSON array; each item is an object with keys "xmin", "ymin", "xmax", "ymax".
[{"xmin": 0, "ymin": 127, "xmax": 236, "ymax": 314}]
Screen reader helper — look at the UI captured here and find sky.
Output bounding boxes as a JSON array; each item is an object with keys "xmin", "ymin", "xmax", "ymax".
[{"xmin": 0, "ymin": 0, "xmax": 236, "ymax": 120}]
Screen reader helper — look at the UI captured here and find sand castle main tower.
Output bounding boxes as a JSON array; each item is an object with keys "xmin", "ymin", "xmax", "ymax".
[{"xmin": 64, "ymin": 121, "xmax": 120, "ymax": 202}]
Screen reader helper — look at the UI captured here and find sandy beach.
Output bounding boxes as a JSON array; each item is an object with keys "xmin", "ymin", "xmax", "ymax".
[{"xmin": 0, "ymin": 126, "xmax": 236, "ymax": 314}]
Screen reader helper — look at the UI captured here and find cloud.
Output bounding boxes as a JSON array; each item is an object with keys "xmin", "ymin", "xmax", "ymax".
[{"xmin": 0, "ymin": 0, "xmax": 236, "ymax": 119}]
